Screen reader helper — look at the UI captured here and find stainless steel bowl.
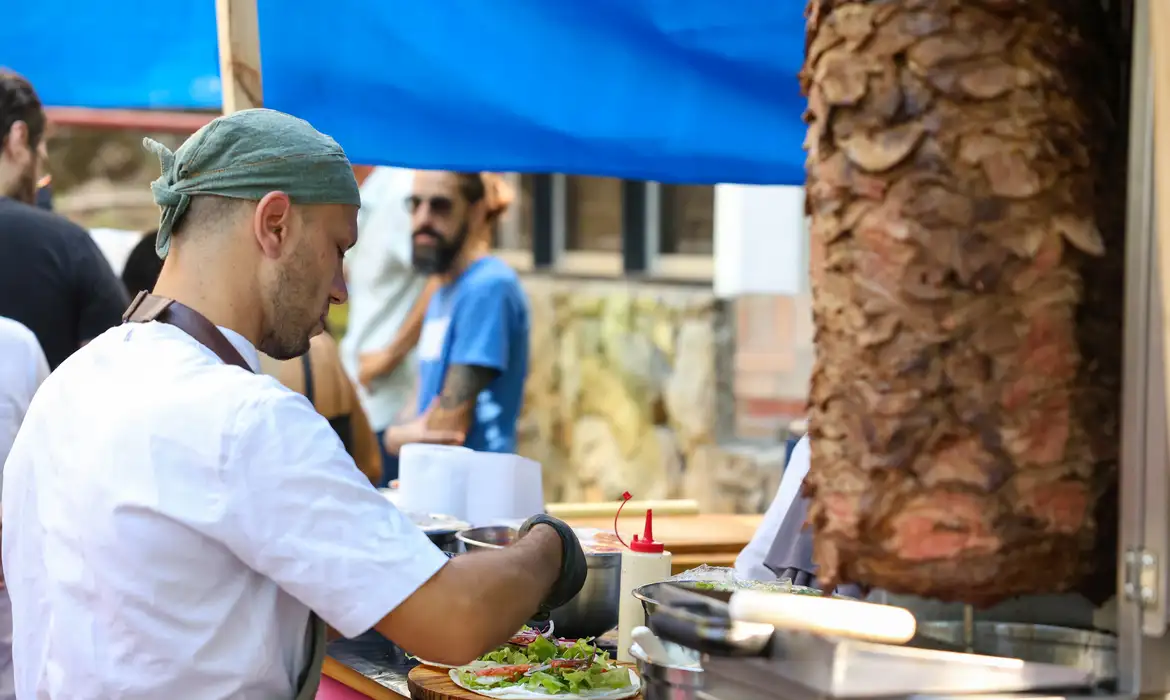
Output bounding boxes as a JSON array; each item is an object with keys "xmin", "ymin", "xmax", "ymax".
[
  {"xmin": 633, "ymin": 581, "xmax": 729, "ymax": 621},
  {"xmin": 406, "ymin": 512, "xmax": 471, "ymax": 555},
  {"xmin": 632, "ymin": 580, "xmax": 852, "ymax": 621},
  {"xmin": 917, "ymin": 621, "xmax": 1117, "ymax": 683},
  {"xmin": 457, "ymin": 525, "xmax": 621, "ymax": 639},
  {"xmin": 425, "ymin": 530, "xmax": 463, "ymax": 555}
]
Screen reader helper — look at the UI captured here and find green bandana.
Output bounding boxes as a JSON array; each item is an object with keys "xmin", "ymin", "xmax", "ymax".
[{"xmin": 143, "ymin": 108, "xmax": 361, "ymax": 258}]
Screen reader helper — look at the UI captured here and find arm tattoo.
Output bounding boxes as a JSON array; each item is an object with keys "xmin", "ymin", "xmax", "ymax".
[{"xmin": 439, "ymin": 364, "xmax": 499, "ymax": 410}]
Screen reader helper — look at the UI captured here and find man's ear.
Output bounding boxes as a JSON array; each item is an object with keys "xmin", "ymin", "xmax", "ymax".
[
  {"xmin": 2, "ymin": 121, "xmax": 29, "ymax": 162},
  {"xmin": 253, "ymin": 191, "xmax": 294, "ymax": 258}
]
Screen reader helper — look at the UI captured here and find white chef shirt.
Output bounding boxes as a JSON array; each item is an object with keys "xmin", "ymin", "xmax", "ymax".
[
  {"xmin": 2, "ymin": 320, "xmax": 450, "ymax": 700},
  {"xmin": 0, "ymin": 316, "xmax": 49, "ymax": 476},
  {"xmin": 340, "ymin": 166, "xmax": 427, "ymax": 430},
  {"xmin": 0, "ymin": 316, "xmax": 49, "ymax": 700},
  {"xmin": 734, "ymin": 436, "xmax": 811, "ymax": 581}
]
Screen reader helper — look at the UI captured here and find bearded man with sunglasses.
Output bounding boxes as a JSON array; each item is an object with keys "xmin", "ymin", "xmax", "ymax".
[{"xmin": 383, "ymin": 172, "xmax": 529, "ymax": 456}]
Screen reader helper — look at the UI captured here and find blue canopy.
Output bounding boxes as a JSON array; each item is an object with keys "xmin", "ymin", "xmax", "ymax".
[{"xmin": 5, "ymin": 0, "xmax": 807, "ymax": 185}]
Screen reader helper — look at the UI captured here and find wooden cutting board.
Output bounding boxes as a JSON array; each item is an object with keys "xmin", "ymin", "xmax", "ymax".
[{"xmin": 407, "ymin": 663, "xmax": 641, "ymax": 700}]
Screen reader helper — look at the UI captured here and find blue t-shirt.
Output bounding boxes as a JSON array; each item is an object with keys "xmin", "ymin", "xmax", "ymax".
[{"xmin": 415, "ymin": 257, "xmax": 529, "ymax": 452}]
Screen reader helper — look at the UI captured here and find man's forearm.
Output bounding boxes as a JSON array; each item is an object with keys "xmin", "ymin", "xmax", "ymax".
[
  {"xmin": 447, "ymin": 527, "xmax": 561, "ymax": 655},
  {"xmin": 377, "ymin": 525, "xmax": 561, "ymax": 663},
  {"xmin": 426, "ymin": 364, "xmax": 498, "ymax": 433},
  {"xmin": 379, "ymin": 329, "xmax": 419, "ymax": 377}
]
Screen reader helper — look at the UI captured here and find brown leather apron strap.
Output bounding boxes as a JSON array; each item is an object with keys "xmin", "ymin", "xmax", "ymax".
[{"xmin": 123, "ymin": 291, "xmax": 252, "ymax": 372}]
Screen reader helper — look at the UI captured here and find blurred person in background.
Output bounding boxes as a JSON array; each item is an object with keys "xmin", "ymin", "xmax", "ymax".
[
  {"xmin": 0, "ymin": 316, "xmax": 49, "ymax": 700},
  {"xmin": 341, "ymin": 165, "xmax": 436, "ymax": 486},
  {"xmin": 259, "ymin": 335, "xmax": 383, "ymax": 485},
  {"xmin": 382, "ymin": 171, "xmax": 529, "ymax": 457},
  {"xmin": 120, "ymin": 230, "xmax": 383, "ymax": 483},
  {"xmin": 121, "ymin": 229, "xmax": 164, "ymax": 296},
  {"xmin": 34, "ymin": 174, "xmax": 50, "ymax": 210},
  {"xmin": 0, "ymin": 70, "xmax": 128, "ymax": 369}
]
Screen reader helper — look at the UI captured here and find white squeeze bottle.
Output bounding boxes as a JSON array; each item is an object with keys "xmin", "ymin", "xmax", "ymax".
[{"xmin": 617, "ymin": 505, "xmax": 672, "ymax": 662}]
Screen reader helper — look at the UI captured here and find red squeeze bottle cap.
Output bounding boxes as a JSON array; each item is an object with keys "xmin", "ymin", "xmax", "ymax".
[{"xmin": 629, "ymin": 508, "xmax": 665, "ymax": 553}]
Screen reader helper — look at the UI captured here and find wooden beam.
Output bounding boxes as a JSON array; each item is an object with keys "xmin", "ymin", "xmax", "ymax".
[
  {"xmin": 45, "ymin": 107, "xmax": 215, "ymax": 133},
  {"xmin": 216, "ymin": 0, "xmax": 263, "ymax": 114}
]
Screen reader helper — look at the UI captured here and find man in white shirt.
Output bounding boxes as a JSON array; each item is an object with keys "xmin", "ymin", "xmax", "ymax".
[
  {"xmin": 340, "ymin": 166, "xmax": 435, "ymax": 485},
  {"xmin": 0, "ymin": 316, "xmax": 48, "ymax": 700},
  {"xmin": 2, "ymin": 108, "xmax": 587, "ymax": 700}
]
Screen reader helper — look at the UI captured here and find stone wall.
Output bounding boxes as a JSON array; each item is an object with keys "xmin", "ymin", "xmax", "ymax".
[
  {"xmin": 517, "ymin": 276, "xmax": 786, "ymax": 514},
  {"xmin": 46, "ymin": 127, "xmax": 183, "ymax": 231}
]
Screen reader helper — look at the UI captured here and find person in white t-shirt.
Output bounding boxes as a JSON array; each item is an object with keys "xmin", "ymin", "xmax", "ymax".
[
  {"xmin": 340, "ymin": 165, "xmax": 438, "ymax": 486},
  {"xmin": 0, "ymin": 316, "xmax": 49, "ymax": 700}
]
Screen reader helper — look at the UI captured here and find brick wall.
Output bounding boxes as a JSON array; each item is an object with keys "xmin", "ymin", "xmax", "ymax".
[{"xmin": 730, "ymin": 293, "xmax": 812, "ymax": 440}]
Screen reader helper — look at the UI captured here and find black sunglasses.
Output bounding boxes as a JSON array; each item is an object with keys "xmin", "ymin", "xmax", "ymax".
[{"xmin": 405, "ymin": 195, "xmax": 454, "ymax": 216}]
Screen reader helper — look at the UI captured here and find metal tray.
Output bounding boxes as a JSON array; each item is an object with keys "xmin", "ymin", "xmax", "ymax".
[
  {"xmin": 700, "ymin": 629, "xmax": 1096, "ymax": 700},
  {"xmin": 917, "ymin": 622, "xmax": 1117, "ymax": 685}
]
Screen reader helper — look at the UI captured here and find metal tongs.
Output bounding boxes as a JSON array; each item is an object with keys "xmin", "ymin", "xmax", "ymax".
[
  {"xmin": 646, "ymin": 584, "xmax": 775, "ymax": 657},
  {"xmin": 647, "ymin": 583, "xmax": 972, "ymax": 657}
]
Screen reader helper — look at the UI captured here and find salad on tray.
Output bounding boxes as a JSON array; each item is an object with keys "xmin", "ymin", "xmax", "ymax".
[{"xmin": 445, "ymin": 625, "xmax": 640, "ymax": 699}]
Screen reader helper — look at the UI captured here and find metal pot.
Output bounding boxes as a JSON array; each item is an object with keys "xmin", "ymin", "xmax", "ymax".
[
  {"xmin": 629, "ymin": 643, "xmax": 703, "ymax": 700},
  {"xmin": 402, "ymin": 511, "xmax": 471, "ymax": 555},
  {"xmin": 457, "ymin": 525, "xmax": 621, "ymax": 639}
]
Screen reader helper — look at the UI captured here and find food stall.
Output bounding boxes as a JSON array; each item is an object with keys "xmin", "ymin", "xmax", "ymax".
[
  {"xmin": 304, "ymin": 0, "xmax": 1170, "ymax": 697},
  {"xmin": 23, "ymin": 0, "xmax": 1164, "ymax": 696}
]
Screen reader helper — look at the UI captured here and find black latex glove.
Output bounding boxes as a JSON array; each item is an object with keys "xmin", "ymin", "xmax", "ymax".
[{"xmin": 518, "ymin": 514, "xmax": 588, "ymax": 618}]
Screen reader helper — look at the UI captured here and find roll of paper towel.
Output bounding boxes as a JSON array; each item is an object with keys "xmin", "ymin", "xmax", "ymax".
[
  {"xmin": 397, "ymin": 444, "xmax": 473, "ymax": 519},
  {"xmin": 464, "ymin": 452, "xmax": 545, "ymax": 526}
]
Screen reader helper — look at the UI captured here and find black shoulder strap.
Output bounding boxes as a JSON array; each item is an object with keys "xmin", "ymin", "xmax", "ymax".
[{"xmin": 300, "ymin": 351, "xmax": 316, "ymax": 406}]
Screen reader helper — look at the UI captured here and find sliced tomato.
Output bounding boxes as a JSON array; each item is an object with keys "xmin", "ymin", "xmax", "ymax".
[
  {"xmin": 475, "ymin": 664, "xmax": 533, "ymax": 680},
  {"xmin": 548, "ymin": 659, "xmax": 591, "ymax": 669}
]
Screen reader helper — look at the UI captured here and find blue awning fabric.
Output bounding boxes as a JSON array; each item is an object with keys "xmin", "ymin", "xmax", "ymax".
[{"xmin": 4, "ymin": 0, "xmax": 807, "ymax": 185}]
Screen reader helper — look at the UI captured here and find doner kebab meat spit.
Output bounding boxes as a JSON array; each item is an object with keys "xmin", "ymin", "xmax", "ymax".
[{"xmin": 802, "ymin": 0, "xmax": 1125, "ymax": 606}]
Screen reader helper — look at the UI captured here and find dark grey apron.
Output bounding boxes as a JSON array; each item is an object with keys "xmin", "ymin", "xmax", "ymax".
[{"xmin": 124, "ymin": 291, "xmax": 330, "ymax": 699}]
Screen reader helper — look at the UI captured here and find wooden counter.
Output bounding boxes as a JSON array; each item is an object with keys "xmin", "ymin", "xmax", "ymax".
[
  {"xmin": 565, "ymin": 513, "xmax": 763, "ymax": 574},
  {"xmin": 322, "ymin": 657, "xmax": 404, "ymax": 699}
]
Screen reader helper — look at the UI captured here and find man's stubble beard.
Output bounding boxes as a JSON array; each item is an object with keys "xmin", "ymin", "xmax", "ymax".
[{"xmin": 258, "ymin": 246, "xmax": 322, "ymax": 361}]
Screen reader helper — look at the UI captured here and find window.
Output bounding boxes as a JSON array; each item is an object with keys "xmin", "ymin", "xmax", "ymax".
[
  {"xmin": 494, "ymin": 174, "xmax": 533, "ymax": 250},
  {"xmin": 492, "ymin": 173, "xmax": 534, "ymax": 269},
  {"xmin": 490, "ymin": 173, "xmax": 715, "ymax": 282},
  {"xmin": 659, "ymin": 184, "xmax": 714, "ymax": 256},
  {"xmin": 565, "ymin": 176, "xmax": 623, "ymax": 253}
]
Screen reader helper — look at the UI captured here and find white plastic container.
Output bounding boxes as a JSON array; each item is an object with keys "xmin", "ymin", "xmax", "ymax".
[{"xmin": 617, "ymin": 509, "xmax": 672, "ymax": 662}]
